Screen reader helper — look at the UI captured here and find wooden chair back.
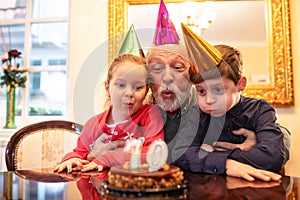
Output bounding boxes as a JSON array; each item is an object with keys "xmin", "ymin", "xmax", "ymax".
[{"xmin": 5, "ymin": 120, "xmax": 82, "ymax": 171}]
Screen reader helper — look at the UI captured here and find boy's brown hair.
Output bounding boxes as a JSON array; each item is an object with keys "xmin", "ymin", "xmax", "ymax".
[{"xmin": 190, "ymin": 44, "xmax": 243, "ymax": 85}]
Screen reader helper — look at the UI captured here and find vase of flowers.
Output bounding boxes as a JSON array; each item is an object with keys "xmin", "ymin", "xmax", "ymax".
[{"xmin": 1, "ymin": 49, "xmax": 26, "ymax": 128}]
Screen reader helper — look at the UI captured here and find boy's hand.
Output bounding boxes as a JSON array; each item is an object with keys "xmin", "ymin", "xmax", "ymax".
[
  {"xmin": 226, "ymin": 159, "xmax": 281, "ymax": 182},
  {"xmin": 214, "ymin": 128, "xmax": 257, "ymax": 151},
  {"xmin": 54, "ymin": 158, "xmax": 89, "ymax": 173},
  {"xmin": 81, "ymin": 161, "xmax": 104, "ymax": 172}
]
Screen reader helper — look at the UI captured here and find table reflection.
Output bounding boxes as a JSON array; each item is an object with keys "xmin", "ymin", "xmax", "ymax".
[
  {"xmin": 0, "ymin": 168, "xmax": 297, "ymax": 200},
  {"xmin": 185, "ymin": 172, "xmax": 294, "ymax": 200}
]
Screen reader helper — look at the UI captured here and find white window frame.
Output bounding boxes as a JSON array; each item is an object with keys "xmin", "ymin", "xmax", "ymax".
[{"xmin": 0, "ymin": 0, "xmax": 70, "ymax": 129}]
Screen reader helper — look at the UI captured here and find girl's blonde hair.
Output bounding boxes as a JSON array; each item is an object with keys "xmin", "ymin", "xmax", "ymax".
[
  {"xmin": 104, "ymin": 54, "xmax": 147, "ymax": 108},
  {"xmin": 107, "ymin": 53, "xmax": 146, "ymax": 83}
]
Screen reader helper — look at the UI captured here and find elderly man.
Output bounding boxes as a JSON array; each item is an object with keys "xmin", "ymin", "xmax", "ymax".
[{"xmin": 146, "ymin": 43, "xmax": 197, "ymax": 146}]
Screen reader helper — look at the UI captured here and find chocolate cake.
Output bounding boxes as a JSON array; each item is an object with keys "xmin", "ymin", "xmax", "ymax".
[{"xmin": 107, "ymin": 165, "xmax": 184, "ymax": 190}]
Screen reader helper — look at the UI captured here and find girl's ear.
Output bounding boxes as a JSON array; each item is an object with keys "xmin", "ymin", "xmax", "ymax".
[
  {"xmin": 238, "ymin": 76, "xmax": 247, "ymax": 91},
  {"xmin": 105, "ymin": 81, "xmax": 110, "ymax": 97}
]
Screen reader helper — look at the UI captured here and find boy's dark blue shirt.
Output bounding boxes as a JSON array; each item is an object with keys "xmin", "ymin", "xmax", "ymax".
[{"xmin": 171, "ymin": 95, "xmax": 285, "ymax": 174}]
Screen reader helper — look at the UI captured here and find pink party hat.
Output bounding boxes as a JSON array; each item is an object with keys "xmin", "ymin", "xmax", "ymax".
[
  {"xmin": 153, "ymin": 0, "xmax": 180, "ymax": 45},
  {"xmin": 118, "ymin": 24, "xmax": 145, "ymax": 57}
]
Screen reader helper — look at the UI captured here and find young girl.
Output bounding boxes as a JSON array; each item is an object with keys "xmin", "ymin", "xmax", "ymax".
[{"xmin": 54, "ymin": 54, "xmax": 164, "ymax": 172}]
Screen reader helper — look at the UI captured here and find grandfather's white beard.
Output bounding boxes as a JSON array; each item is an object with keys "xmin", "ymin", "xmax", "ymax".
[{"xmin": 154, "ymin": 85, "xmax": 191, "ymax": 112}]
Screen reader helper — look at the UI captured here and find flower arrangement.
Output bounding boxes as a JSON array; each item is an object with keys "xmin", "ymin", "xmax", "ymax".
[
  {"xmin": 0, "ymin": 49, "xmax": 26, "ymax": 128},
  {"xmin": 1, "ymin": 25, "xmax": 27, "ymax": 128},
  {"xmin": 0, "ymin": 49, "xmax": 27, "ymax": 90}
]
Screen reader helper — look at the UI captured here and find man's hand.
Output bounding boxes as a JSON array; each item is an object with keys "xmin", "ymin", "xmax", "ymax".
[
  {"xmin": 226, "ymin": 159, "xmax": 282, "ymax": 182},
  {"xmin": 87, "ymin": 133, "xmax": 125, "ymax": 161},
  {"xmin": 214, "ymin": 128, "xmax": 257, "ymax": 151}
]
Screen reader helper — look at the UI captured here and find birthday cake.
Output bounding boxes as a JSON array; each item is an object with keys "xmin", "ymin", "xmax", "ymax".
[
  {"xmin": 106, "ymin": 137, "xmax": 184, "ymax": 190},
  {"xmin": 107, "ymin": 164, "xmax": 184, "ymax": 190}
]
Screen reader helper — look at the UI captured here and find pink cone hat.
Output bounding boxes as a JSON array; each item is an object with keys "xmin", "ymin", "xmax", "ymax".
[{"xmin": 153, "ymin": 0, "xmax": 180, "ymax": 45}]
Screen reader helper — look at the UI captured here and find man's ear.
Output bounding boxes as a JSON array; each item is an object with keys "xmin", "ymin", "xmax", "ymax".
[
  {"xmin": 190, "ymin": 63, "xmax": 200, "ymax": 74},
  {"xmin": 238, "ymin": 76, "xmax": 247, "ymax": 91}
]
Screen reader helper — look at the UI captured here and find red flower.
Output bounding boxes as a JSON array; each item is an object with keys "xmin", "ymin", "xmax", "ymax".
[
  {"xmin": 8, "ymin": 49, "xmax": 22, "ymax": 58},
  {"xmin": 1, "ymin": 49, "xmax": 26, "ymax": 88}
]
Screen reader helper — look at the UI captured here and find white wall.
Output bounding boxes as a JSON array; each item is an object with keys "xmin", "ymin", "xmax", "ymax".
[{"xmin": 68, "ymin": 0, "xmax": 108, "ymax": 124}]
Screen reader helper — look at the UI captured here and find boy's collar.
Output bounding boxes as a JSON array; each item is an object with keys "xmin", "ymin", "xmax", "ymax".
[{"xmin": 226, "ymin": 95, "xmax": 244, "ymax": 117}]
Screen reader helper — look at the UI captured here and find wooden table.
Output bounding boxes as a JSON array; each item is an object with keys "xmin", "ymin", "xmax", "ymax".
[{"xmin": 0, "ymin": 168, "xmax": 298, "ymax": 199}]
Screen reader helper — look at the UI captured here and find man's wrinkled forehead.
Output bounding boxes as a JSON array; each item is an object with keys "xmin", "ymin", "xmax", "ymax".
[{"xmin": 146, "ymin": 43, "xmax": 189, "ymax": 63}]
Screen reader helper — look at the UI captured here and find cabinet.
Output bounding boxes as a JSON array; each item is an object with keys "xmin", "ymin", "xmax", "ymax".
[{"xmin": 0, "ymin": 129, "xmax": 17, "ymax": 172}]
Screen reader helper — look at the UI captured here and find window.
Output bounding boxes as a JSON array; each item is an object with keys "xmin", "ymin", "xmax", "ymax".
[{"xmin": 0, "ymin": 0, "xmax": 69, "ymax": 120}]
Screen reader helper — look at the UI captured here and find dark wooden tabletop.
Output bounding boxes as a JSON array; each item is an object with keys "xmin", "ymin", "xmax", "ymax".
[{"xmin": 0, "ymin": 168, "xmax": 297, "ymax": 200}]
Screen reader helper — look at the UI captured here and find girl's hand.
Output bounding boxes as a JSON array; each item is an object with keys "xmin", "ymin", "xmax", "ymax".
[
  {"xmin": 54, "ymin": 158, "xmax": 89, "ymax": 173},
  {"xmin": 81, "ymin": 161, "xmax": 104, "ymax": 172}
]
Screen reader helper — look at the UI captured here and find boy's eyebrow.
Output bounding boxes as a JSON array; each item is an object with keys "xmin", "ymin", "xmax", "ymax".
[
  {"xmin": 195, "ymin": 81, "xmax": 224, "ymax": 88},
  {"xmin": 209, "ymin": 81, "xmax": 224, "ymax": 87}
]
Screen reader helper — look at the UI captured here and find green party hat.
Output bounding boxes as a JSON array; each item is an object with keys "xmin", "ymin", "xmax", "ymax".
[{"xmin": 117, "ymin": 24, "xmax": 145, "ymax": 57}]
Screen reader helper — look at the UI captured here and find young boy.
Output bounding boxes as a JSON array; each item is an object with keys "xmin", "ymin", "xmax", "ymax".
[{"xmin": 173, "ymin": 44, "xmax": 285, "ymax": 177}]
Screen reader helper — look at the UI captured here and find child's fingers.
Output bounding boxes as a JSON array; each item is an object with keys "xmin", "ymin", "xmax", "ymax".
[
  {"xmin": 72, "ymin": 165, "xmax": 82, "ymax": 171},
  {"xmin": 81, "ymin": 162, "xmax": 100, "ymax": 172},
  {"xmin": 55, "ymin": 158, "xmax": 89, "ymax": 173},
  {"xmin": 260, "ymin": 171, "xmax": 282, "ymax": 181},
  {"xmin": 81, "ymin": 164, "xmax": 96, "ymax": 172},
  {"xmin": 53, "ymin": 165, "xmax": 59, "ymax": 172},
  {"xmin": 80, "ymin": 159, "xmax": 90, "ymax": 164},
  {"xmin": 73, "ymin": 159, "xmax": 89, "ymax": 169},
  {"xmin": 67, "ymin": 163, "xmax": 73, "ymax": 172},
  {"xmin": 55, "ymin": 163, "xmax": 67, "ymax": 173},
  {"xmin": 97, "ymin": 165, "xmax": 104, "ymax": 171}
]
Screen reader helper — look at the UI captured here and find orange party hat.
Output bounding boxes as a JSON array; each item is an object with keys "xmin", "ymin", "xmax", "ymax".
[{"xmin": 181, "ymin": 23, "xmax": 222, "ymax": 73}]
